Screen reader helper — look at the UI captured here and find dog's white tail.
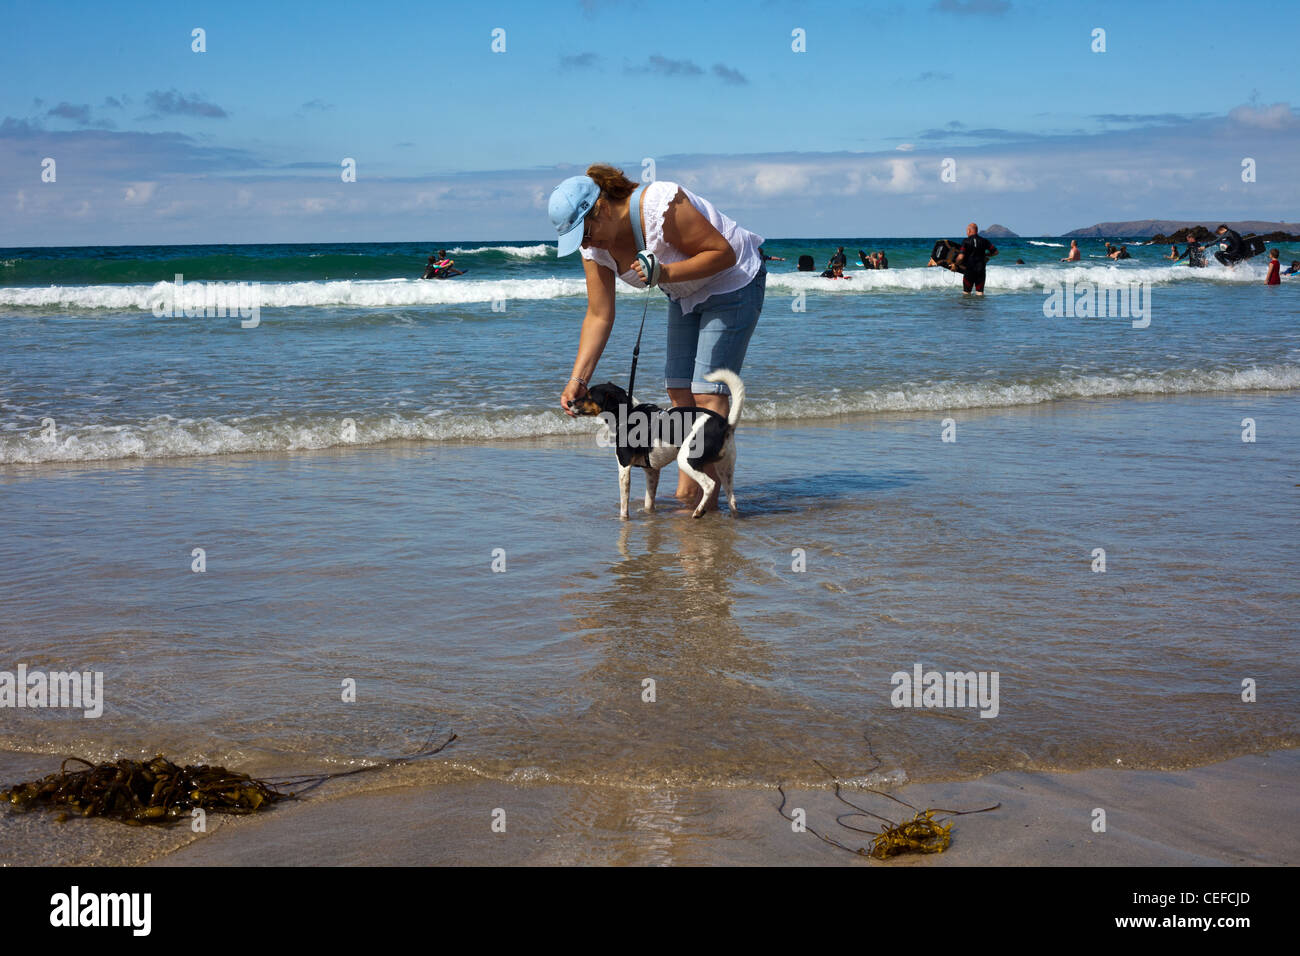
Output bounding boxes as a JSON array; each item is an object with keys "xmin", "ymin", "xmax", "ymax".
[{"xmin": 704, "ymin": 369, "xmax": 745, "ymax": 427}]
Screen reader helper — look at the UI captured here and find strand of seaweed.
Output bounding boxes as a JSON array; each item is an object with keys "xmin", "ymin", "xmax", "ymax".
[
  {"xmin": 263, "ymin": 729, "xmax": 456, "ymax": 796},
  {"xmin": 776, "ymin": 734, "xmax": 1000, "ymax": 859},
  {"xmin": 1, "ymin": 730, "xmax": 456, "ymax": 826}
]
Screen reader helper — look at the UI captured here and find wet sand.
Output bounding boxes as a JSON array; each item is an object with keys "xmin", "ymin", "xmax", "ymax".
[
  {"xmin": 3, "ymin": 749, "xmax": 1294, "ymax": 866},
  {"xmin": 149, "ymin": 749, "xmax": 1300, "ymax": 867}
]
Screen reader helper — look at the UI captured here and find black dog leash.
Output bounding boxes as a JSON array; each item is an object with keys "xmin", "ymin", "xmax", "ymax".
[
  {"xmin": 626, "ymin": 295, "xmax": 650, "ymax": 405},
  {"xmin": 625, "ymin": 181, "xmax": 658, "ymax": 405}
]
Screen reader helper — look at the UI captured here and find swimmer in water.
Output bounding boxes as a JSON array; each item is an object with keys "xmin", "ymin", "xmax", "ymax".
[
  {"xmin": 1174, "ymin": 233, "xmax": 1206, "ymax": 268},
  {"xmin": 927, "ymin": 238, "xmax": 963, "ymax": 271},
  {"xmin": 426, "ymin": 249, "xmax": 465, "ymax": 279},
  {"xmin": 1061, "ymin": 240, "xmax": 1081, "ymax": 262}
]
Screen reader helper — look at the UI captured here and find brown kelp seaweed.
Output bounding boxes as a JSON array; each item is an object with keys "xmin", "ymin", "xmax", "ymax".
[
  {"xmin": 866, "ymin": 810, "xmax": 952, "ymax": 858},
  {"xmin": 776, "ymin": 739, "xmax": 999, "ymax": 860},
  {"xmin": 3, "ymin": 756, "xmax": 286, "ymax": 824},
  {"xmin": 2, "ymin": 731, "xmax": 456, "ymax": 826}
]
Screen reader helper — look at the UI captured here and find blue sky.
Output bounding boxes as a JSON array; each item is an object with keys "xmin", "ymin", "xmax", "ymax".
[{"xmin": 2, "ymin": 0, "xmax": 1297, "ymax": 245}]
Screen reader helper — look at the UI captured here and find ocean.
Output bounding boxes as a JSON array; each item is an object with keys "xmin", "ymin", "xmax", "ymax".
[
  {"xmin": 2, "ymin": 237, "xmax": 1296, "ymax": 464},
  {"xmin": 1, "ymin": 235, "xmax": 1297, "ymax": 863}
]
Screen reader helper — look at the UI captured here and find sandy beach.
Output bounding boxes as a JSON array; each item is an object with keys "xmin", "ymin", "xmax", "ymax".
[
  {"xmin": 147, "ymin": 749, "xmax": 1300, "ymax": 867},
  {"xmin": 3, "ymin": 749, "xmax": 1294, "ymax": 867}
]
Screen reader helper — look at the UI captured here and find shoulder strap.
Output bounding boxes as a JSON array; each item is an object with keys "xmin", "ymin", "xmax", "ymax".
[{"xmin": 629, "ymin": 182, "xmax": 648, "ymax": 252}]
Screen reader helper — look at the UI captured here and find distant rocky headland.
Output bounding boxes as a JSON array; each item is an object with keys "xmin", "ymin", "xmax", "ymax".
[
  {"xmin": 982, "ymin": 224, "xmax": 1019, "ymax": 238},
  {"xmin": 1064, "ymin": 219, "xmax": 1300, "ymax": 242}
]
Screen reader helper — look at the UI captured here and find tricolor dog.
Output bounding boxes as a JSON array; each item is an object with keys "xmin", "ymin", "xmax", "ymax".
[{"xmin": 569, "ymin": 369, "xmax": 744, "ymax": 520}]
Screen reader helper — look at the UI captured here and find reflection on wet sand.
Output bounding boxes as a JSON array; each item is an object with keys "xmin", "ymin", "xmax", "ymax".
[{"xmin": 550, "ymin": 509, "xmax": 864, "ymax": 784}]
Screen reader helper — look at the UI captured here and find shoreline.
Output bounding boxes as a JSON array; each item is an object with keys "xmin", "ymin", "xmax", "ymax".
[
  {"xmin": 3, "ymin": 386, "xmax": 1297, "ymax": 474},
  {"xmin": 2, "ymin": 748, "xmax": 1294, "ymax": 866},
  {"xmin": 156, "ymin": 748, "xmax": 1300, "ymax": 866}
]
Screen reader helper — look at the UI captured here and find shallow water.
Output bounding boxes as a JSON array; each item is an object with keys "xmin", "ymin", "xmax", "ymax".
[{"xmin": 2, "ymin": 393, "xmax": 1295, "ymax": 792}]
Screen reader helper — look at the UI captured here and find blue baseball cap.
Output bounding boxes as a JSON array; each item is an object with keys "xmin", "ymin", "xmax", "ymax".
[{"xmin": 549, "ymin": 175, "xmax": 601, "ymax": 256}]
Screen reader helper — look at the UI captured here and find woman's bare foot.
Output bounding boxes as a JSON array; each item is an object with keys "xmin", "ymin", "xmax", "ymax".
[
  {"xmin": 674, "ymin": 487, "xmax": 702, "ymax": 511},
  {"xmin": 673, "ymin": 466, "xmax": 721, "ymax": 512}
]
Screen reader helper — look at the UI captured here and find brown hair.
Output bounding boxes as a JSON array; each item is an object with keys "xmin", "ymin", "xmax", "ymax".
[
  {"xmin": 586, "ymin": 163, "xmax": 637, "ymax": 203},
  {"xmin": 1269, "ymin": 248, "xmax": 1279, "ymax": 258}
]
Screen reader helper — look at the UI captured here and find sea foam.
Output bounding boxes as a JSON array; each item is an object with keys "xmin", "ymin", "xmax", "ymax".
[
  {"xmin": 4, "ymin": 364, "xmax": 1295, "ymax": 464},
  {"xmin": 0, "ymin": 261, "xmax": 1272, "ymax": 311}
]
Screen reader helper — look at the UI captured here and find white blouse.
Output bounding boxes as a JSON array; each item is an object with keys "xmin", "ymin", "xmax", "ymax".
[{"xmin": 579, "ymin": 180, "xmax": 764, "ymax": 314}]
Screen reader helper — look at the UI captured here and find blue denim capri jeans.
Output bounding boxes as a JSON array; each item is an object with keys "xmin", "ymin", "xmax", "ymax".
[{"xmin": 664, "ymin": 264, "xmax": 765, "ymax": 396}]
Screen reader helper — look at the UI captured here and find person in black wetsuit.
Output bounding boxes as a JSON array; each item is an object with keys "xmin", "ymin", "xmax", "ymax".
[
  {"xmin": 1211, "ymin": 225, "xmax": 1247, "ymax": 266},
  {"xmin": 928, "ymin": 239, "xmax": 963, "ymax": 271},
  {"xmin": 1175, "ymin": 233, "xmax": 1206, "ymax": 268},
  {"xmin": 954, "ymin": 222, "xmax": 997, "ymax": 294},
  {"xmin": 828, "ymin": 247, "xmax": 847, "ymax": 271}
]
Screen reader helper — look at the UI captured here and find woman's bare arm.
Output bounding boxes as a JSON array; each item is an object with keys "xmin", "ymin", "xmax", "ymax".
[
  {"xmin": 560, "ymin": 257, "xmax": 617, "ymax": 413},
  {"xmin": 655, "ymin": 188, "xmax": 737, "ymax": 284}
]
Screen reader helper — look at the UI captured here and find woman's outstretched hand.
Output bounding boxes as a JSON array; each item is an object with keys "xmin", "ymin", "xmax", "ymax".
[{"xmin": 561, "ymin": 379, "xmax": 587, "ymax": 416}]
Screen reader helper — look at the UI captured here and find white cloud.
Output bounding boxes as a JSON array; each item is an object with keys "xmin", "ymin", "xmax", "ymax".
[
  {"xmin": 883, "ymin": 159, "xmax": 919, "ymax": 192},
  {"xmin": 1227, "ymin": 102, "xmax": 1299, "ymax": 130},
  {"xmin": 156, "ymin": 200, "xmax": 202, "ymax": 218},
  {"xmin": 124, "ymin": 182, "xmax": 156, "ymax": 204},
  {"xmin": 752, "ymin": 164, "xmax": 811, "ymax": 197},
  {"xmin": 5, "ymin": 104, "xmax": 1300, "ymax": 243},
  {"xmin": 412, "ymin": 188, "xmax": 452, "ymax": 209}
]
